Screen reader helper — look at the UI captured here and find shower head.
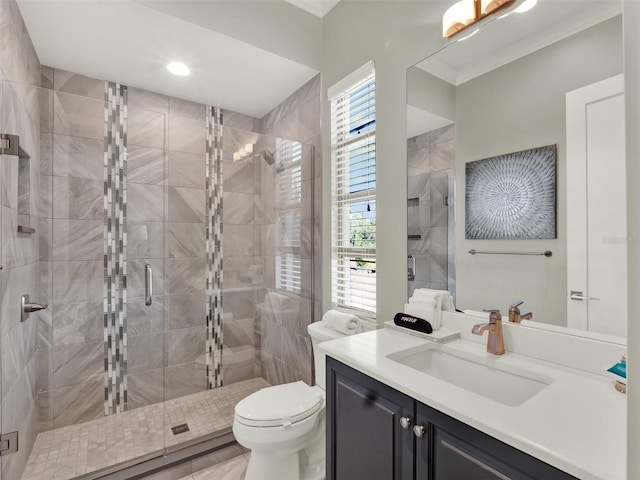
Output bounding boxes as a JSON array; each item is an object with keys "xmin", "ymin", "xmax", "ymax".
[{"xmin": 261, "ymin": 150, "xmax": 275, "ymax": 165}]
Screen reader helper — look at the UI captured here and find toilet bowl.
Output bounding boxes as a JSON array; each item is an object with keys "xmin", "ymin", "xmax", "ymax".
[{"xmin": 233, "ymin": 321, "xmax": 348, "ymax": 480}]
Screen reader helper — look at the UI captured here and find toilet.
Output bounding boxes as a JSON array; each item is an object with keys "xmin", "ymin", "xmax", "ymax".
[{"xmin": 233, "ymin": 321, "xmax": 347, "ymax": 480}]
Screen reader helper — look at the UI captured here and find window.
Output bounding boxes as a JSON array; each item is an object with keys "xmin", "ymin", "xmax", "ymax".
[
  {"xmin": 329, "ymin": 62, "xmax": 376, "ymax": 314},
  {"xmin": 275, "ymin": 138, "xmax": 303, "ymax": 295}
]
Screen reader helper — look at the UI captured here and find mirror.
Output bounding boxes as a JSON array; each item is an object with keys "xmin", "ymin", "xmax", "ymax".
[{"xmin": 406, "ymin": 0, "xmax": 626, "ymax": 341}]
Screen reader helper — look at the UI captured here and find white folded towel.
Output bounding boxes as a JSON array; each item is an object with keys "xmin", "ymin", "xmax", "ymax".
[
  {"xmin": 409, "ymin": 289, "xmax": 455, "ymax": 312},
  {"xmin": 403, "ymin": 302, "xmax": 437, "ymax": 327},
  {"xmin": 406, "ymin": 289, "xmax": 456, "ymax": 331},
  {"xmin": 322, "ymin": 309, "xmax": 362, "ymax": 335}
]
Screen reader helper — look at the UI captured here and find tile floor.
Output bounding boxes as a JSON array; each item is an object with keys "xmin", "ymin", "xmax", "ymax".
[
  {"xmin": 178, "ymin": 454, "xmax": 248, "ymax": 480},
  {"xmin": 22, "ymin": 378, "xmax": 269, "ymax": 480}
]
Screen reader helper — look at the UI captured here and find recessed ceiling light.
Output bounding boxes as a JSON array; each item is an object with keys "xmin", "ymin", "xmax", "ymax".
[
  {"xmin": 167, "ymin": 61, "xmax": 190, "ymax": 76},
  {"xmin": 514, "ymin": 0, "xmax": 537, "ymax": 13}
]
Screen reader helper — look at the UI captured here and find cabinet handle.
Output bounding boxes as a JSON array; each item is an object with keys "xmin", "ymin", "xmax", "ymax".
[
  {"xmin": 442, "ymin": 440, "xmax": 512, "ymax": 480},
  {"xmin": 400, "ymin": 417, "xmax": 412, "ymax": 429},
  {"xmin": 413, "ymin": 425, "xmax": 425, "ymax": 438}
]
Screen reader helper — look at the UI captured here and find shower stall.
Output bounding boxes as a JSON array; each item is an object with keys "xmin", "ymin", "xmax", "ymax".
[
  {"xmin": 407, "ymin": 124, "xmax": 456, "ymax": 300},
  {"xmin": 0, "ymin": 66, "xmax": 316, "ymax": 479}
]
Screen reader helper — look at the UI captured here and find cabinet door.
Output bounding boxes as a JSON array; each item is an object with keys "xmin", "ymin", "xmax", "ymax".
[
  {"xmin": 416, "ymin": 403, "xmax": 577, "ymax": 480},
  {"xmin": 327, "ymin": 357, "xmax": 414, "ymax": 480}
]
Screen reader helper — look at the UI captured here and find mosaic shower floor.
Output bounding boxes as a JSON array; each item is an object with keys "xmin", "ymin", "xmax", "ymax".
[{"xmin": 22, "ymin": 378, "xmax": 270, "ymax": 480}]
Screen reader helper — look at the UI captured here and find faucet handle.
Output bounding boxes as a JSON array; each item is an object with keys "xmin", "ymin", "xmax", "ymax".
[
  {"xmin": 482, "ymin": 309, "xmax": 502, "ymax": 322},
  {"xmin": 510, "ymin": 300, "xmax": 524, "ymax": 309}
]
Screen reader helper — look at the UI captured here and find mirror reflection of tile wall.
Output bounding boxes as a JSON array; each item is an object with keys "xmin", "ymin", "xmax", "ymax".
[{"xmin": 407, "ymin": 124, "xmax": 456, "ymax": 300}]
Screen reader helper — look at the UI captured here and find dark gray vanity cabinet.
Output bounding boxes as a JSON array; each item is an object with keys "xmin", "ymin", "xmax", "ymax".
[
  {"xmin": 327, "ymin": 357, "xmax": 577, "ymax": 480},
  {"xmin": 326, "ymin": 357, "xmax": 415, "ymax": 480}
]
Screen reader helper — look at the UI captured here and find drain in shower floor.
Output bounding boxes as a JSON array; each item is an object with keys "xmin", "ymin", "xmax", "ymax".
[{"xmin": 171, "ymin": 423, "xmax": 190, "ymax": 435}]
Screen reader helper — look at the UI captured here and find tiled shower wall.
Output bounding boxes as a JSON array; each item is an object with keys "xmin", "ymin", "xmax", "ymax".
[
  {"xmin": 126, "ymin": 86, "xmax": 210, "ymax": 408},
  {"xmin": 37, "ymin": 66, "xmax": 269, "ymax": 427},
  {"xmin": 0, "ymin": 0, "xmax": 42, "ymax": 477},
  {"xmin": 38, "ymin": 67, "xmax": 109, "ymax": 429},
  {"xmin": 219, "ymin": 120, "xmax": 263, "ymax": 387},
  {"xmin": 259, "ymin": 74, "xmax": 321, "ymax": 386},
  {"xmin": 407, "ymin": 124, "xmax": 456, "ymax": 299}
]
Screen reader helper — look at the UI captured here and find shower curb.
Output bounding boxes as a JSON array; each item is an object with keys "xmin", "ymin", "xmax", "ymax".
[{"xmin": 80, "ymin": 431, "xmax": 237, "ymax": 480}]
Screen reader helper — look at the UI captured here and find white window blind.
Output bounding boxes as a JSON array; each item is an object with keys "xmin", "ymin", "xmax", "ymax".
[
  {"xmin": 330, "ymin": 62, "xmax": 376, "ymax": 314},
  {"xmin": 275, "ymin": 138, "xmax": 303, "ymax": 295}
]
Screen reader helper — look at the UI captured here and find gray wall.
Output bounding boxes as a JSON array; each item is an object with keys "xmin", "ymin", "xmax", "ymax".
[
  {"xmin": 38, "ymin": 67, "xmax": 107, "ymax": 429},
  {"xmin": 0, "ymin": 0, "xmax": 42, "ymax": 477},
  {"xmin": 259, "ymin": 74, "xmax": 321, "ymax": 386},
  {"xmin": 454, "ymin": 16, "xmax": 622, "ymax": 325},
  {"xmin": 37, "ymin": 66, "xmax": 269, "ymax": 427}
]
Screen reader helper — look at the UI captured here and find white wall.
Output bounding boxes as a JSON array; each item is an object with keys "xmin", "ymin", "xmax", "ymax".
[
  {"xmin": 321, "ymin": 1, "xmax": 451, "ymax": 322},
  {"xmin": 407, "ymin": 66, "xmax": 456, "ymax": 121},
  {"xmin": 623, "ymin": 1, "xmax": 639, "ymax": 477},
  {"xmin": 454, "ymin": 17, "xmax": 622, "ymax": 325}
]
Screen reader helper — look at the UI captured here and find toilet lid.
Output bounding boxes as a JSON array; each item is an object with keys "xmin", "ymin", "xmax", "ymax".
[{"xmin": 235, "ymin": 381, "xmax": 324, "ymax": 427}]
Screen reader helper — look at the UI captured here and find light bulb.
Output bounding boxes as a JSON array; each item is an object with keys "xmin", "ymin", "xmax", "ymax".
[
  {"xmin": 515, "ymin": 0, "xmax": 537, "ymax": 13},
  {"xmin": 166, "ymin": 62, "xmax": 191, "ymax": 76}
]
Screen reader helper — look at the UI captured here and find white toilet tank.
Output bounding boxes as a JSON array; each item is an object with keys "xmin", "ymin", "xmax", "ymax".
[{"xmin": 307, "ymin": 322, "xmax": 348, "ymax": 390}]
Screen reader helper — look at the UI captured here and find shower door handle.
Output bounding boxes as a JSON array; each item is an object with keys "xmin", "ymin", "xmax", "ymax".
[
  {"xmin": 145, "ymin": 264, "xmax": 152, "ymax": 306},
  {"xmin": 408, "ymin": 255, "xmax": 416, "ymax": 281}
]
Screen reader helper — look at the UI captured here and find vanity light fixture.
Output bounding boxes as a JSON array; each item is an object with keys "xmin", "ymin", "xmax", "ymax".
[
  {"xmin": 443, "ymin": 0, "xmax": 516, "ymax": 38},
  {"xmin": 499, "ymin": 0, "xmax": 537, "ymax": 18},
  {"xmin": 457, "ymin": 28, "xmax": 480, "ymax": 41},
  {"xmin": 514, "ymin": 0, "xmax": 537, "ymax": 13},
  {"xmin": 166, "ymin": 61, "xmax": 191, "ymax": 76}
]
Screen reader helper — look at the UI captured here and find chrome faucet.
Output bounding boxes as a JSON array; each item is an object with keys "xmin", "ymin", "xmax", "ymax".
[
  {"xmin": 472, "ymin": 309, "xmax": 505, "ymax": 355},
  {"xmin": 508, "ymin": 301, "xmax": 533, "ymax": 324}
]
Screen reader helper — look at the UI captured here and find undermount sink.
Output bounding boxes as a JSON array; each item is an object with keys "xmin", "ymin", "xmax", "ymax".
[{"xmin": 387, "ymin": 345, "xmax": 552, "ymax": 406}]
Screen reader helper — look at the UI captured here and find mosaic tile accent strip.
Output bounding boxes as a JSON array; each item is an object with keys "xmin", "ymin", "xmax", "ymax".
[
  {"xmin": 22, "ymin": 378, "xmax": 269, "ymax": 480},
  {"xmin": 104, "ymin": 81, "xmax": 129, "ymax": 415},
  {"xmin": 206, "ymin": 106, "xmax": 224, "ymax": 389}
]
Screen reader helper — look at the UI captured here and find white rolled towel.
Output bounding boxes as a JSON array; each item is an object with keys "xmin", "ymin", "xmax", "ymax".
[
  {"xmin": 322, "ymin": 310, "xmax": 362, "ymax": 335},
  {"xmin": 403, "ymin": 301, "xmax": 440, "ymax": 330}
]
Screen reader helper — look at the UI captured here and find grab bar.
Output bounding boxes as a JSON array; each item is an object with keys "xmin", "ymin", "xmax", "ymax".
[
  {"xmin": 468, "ymin": 249, "xmax": 552, "ymax": 258},
  {"xmin": 145, "ymin": 263, "xmax": 152, "ymax": 306}
]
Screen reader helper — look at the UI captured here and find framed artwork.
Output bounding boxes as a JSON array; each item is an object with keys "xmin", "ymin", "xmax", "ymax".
[{"xmin": 465, "ymin": 144, "xmax": 557, "ymax": 239}]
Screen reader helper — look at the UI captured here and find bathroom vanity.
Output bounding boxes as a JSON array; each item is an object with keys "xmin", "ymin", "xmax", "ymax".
[
  {"xmin": 327, "ymin": 358, "xmax": 575, "ymax": 479},
  {"xmin": 320, "ymin": 313, "xmax": 626, "ymax": 480}
]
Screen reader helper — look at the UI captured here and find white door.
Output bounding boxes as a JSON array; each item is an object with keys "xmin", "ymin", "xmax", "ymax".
[{"xmin": 566, "ymin": 74, "xmax": 626, "ymax": 337}]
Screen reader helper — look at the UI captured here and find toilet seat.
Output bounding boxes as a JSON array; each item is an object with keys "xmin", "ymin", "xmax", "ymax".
[{"xmin": 235, "ymin": 381, "xmax": 324, "ymax": 428}]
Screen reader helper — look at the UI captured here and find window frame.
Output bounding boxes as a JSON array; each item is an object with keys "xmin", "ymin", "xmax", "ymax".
[{"xmin": 329, "ymin": 62, "xmax": 377, "ymax": 316}]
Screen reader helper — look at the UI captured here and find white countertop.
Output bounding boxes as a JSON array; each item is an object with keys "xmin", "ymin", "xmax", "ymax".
[{"xmin": 319, "ymin": 328, "xmax": 626, "ymax": 480}]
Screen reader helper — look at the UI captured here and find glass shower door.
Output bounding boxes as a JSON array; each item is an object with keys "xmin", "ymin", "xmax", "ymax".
[
  {"xmin": 161, "ymin": 101, "xmax": 212, "ymax": 452},
  {"xmin": 125, "ymin": 87, "xmax": 169, "ymax": 459}
]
